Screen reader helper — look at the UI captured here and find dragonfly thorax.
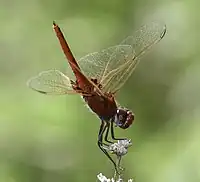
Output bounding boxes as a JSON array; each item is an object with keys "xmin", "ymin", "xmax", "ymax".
[
  {"xmin": 91, "ymin": 78, "xmax": 103, "ymax": 90},
  {"xmin": 114, "ymin": 108, "xmax": 134, "ymax": 129}
]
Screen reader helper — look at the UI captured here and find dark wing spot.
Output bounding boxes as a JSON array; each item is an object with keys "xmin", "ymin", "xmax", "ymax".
[{"xmin": 37, "ymin": 90, "xmax": 47, "ymax": 94}]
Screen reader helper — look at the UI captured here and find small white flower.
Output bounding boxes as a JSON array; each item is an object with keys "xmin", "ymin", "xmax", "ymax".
[
  {"xmin": 97, "ymin": 173, "xmax": 111, "ymax": 182},
  {"xmin": 97, "ymin": 173, "xmax": 133, "ymax": 182},
  {"xmin": 109, "ymin": 139, "xmax": 132, "ymax": 156}
]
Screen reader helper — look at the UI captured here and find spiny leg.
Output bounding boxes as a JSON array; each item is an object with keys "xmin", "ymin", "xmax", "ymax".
[
  {"xmin": 111, "ymin": 120, "xmax": 127, "ymax": 141},
  {"xmin": 98, "ymin": 121, "xmax": 119, "ymax": 174},
  {"xmin": 98, "ymin": 121, "xmax": 109, "ymax": 146},
  {"xmin": 104, "ymin": 121, "xmax": 114, "ymax": 144}
]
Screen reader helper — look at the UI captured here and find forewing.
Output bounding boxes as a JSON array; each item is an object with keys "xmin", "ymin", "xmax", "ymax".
[
  {"xmin": 76, "ymin": 46, "xmax": 120, "ymax": 80},
  {"xmin": 100, "ymin": 22, "xmax": 166, "ymax": 93},
  {"xmin": 27, "ymin": 69, "xmax": 78, "ymax": 95}
]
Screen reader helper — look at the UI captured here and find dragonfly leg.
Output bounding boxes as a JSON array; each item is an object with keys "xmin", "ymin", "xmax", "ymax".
[
  {"xmin": 98, "ymin": 121, "xmax": 109, "ymax": 146},
  {"xmin": 98, "ymin": 121, "xmax": 119, "ymax": 174},
  {"xmin": 111, "ymin": 120, "xmax": 127, "ymax": 141},
  {"xmin": 104, "ymin": 121, "xmax": 114, "ymax": 144}
]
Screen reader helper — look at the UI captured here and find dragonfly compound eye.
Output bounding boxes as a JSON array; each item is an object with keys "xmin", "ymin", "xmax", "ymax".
[{"xmin": 115, "ymin": 108, "xmax": 134, "ymax": 129}]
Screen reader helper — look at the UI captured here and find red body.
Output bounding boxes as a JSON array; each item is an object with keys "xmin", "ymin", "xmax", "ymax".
[
  {"xmin": 30, "ymin": 22, "xmax": 167, "ymax": 129},
  {"xmin": 83, "ymin": 95, "xmax": 117, "ymax": 120},
  {"xmin": 53, "ymin": 22, "xmax": 118, "ymax": 121}
]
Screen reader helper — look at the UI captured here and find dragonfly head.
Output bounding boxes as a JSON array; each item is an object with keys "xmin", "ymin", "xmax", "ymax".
[{"xmin": 114, "ymin": 108, "xmax": 134, "ymax": 129}]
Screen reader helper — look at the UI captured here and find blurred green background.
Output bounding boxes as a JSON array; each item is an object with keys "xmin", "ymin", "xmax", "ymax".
[{"xmin": 1, "ymin": 0, "xmax": 200, "ymax": 181}]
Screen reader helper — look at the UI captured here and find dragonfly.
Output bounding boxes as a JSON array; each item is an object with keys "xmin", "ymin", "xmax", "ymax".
[{"xmin": 27, "ymin": 21, "xmax": 166, "ymax": 172}]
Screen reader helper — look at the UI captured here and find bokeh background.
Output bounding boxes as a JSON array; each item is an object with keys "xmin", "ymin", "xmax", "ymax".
[{"xmin": 1, "ymin": 0, "xmax": 200, "ymax": 181}]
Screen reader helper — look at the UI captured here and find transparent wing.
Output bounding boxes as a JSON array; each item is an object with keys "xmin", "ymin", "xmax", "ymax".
[
  {"xmin": 27, "ymin": 69, "xmax": 78, "ymax": 95},
  {"xmin": 100, "ymin": 22, "xmax": 166, "ymax": 93},
  {"xmin": 100, "ymin": 45, "xmax": 134, "ymax": 93},
  {"xmin": 65, "ymin": 22, "xmax": 166, "ymax": 94},
  {"xmin": 72, "ymin": 46, "xmax": 120, "ymax": 81}
]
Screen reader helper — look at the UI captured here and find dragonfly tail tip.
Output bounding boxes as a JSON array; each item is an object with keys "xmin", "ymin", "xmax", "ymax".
[{"xmin": 53, "ymin": 21, "xmax": 57, "ymax": 27}]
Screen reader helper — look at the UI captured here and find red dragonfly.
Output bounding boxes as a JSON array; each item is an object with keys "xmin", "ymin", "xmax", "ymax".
[{"xmin": 27, "ymin": 21, "xmax": 166, "ymax": 171}]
